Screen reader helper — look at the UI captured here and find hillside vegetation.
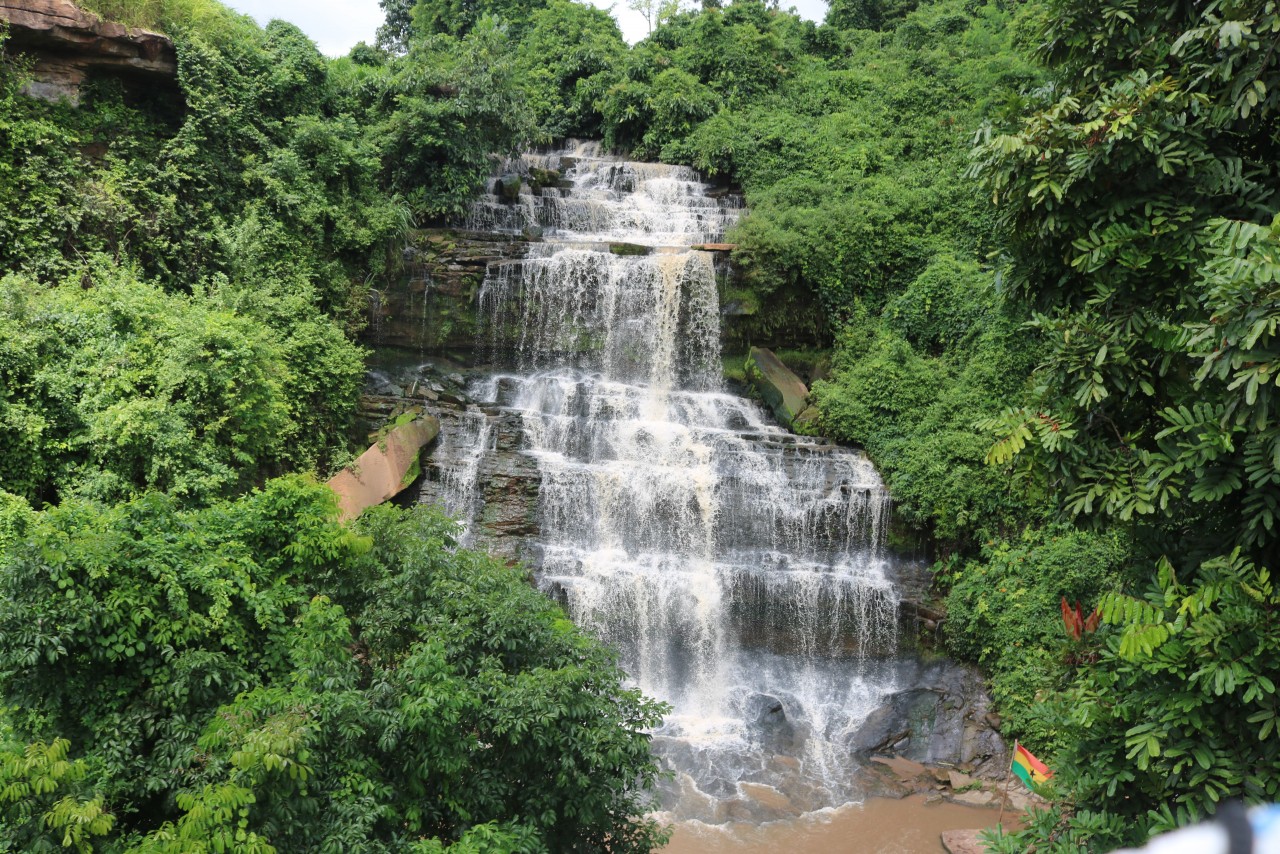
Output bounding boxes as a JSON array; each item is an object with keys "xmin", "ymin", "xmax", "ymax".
[
  {"xmin": 0, "ymin": 3, "xmax": 655, "ymax": 850},
  {"xmin": 2, "ymin": 0, "xmax": 1279, "ymax": 850}
]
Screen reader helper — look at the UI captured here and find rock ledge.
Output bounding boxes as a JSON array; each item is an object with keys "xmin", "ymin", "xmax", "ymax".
[{"xmin": 0, "ymin": 0, "xmax": 177, "ymax": 104}]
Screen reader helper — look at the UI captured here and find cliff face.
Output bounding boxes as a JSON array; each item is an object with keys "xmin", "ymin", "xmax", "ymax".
[
  {"xmin": 365, "ymin": 227, "xmax": 824, "ymax": 362},
  {"xmin": 365, "ymin": 229, "xmax": 532, "ymax": 360},
  {"xmin": 0, "ymin": 0, "xmax": 177, "ymax": 104}
]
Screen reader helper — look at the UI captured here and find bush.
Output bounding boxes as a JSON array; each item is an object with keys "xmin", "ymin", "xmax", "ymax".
[
  {"xmin": 0, "ymin": 264, "xmax": 364, "ymax": 505},
  {"xmin": 812, "ymin": 290, "xmax": 1042, "ymax": 548},
  {"xmin": 513, "ymin": 0, "xmax": 626, "ymax": 139},
  {"xmin": 0, "ymin": 483, "xmax": 667, "ymax": 850},
  {"xmin": 945, "ymin": 525, "xmax": 1129, "ymax": 752}
]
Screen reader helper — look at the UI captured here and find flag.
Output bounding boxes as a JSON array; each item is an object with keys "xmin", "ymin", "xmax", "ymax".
[{"xmin": 1011, "ymin": 742, "xmax": 1052, "ymax": 789}]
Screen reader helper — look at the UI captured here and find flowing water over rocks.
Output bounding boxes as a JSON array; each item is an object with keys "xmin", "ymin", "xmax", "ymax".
[{"xmin": 389, "ymin": 142, "xmax": 993, "ymax": 826}]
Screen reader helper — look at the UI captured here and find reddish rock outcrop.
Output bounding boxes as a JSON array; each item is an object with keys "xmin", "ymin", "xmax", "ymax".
[
  {"xmin": 0, "ymin": 0, "xmax": 177, "ymax": 104},
  {"xmin": 327, "ymin": 416, "xmax": 440, "ymax": 522}
]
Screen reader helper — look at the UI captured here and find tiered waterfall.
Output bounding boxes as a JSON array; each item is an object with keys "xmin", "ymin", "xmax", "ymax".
[{"xmin": 420, "ymin": 142, "xmax": 906, "ymax": 821}]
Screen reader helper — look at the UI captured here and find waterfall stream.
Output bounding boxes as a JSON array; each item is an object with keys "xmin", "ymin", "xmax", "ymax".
[{"xmin": 413, "ymin": 142, "xmax": 910, "ymax": 824}]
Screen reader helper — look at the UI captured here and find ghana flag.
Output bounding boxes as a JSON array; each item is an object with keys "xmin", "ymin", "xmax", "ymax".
[{"xmin": 1012, "ymin": 742, "xmax": 1052, "ymax": 789}]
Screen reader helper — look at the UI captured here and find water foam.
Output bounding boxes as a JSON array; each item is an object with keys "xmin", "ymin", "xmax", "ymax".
[{"xmin": 436, "ymin": 143, "xmax": 902, "ymax": 820}]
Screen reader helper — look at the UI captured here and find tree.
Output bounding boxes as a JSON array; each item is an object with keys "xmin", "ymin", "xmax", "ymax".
[
  {"xmin": 0, "ymin": 263, "xmax": 364, "ymax": 506},
  {"xmin": 377, "ymin": 0, "xmax": 416, "ymax": 51},
  {"xmin": 405, "ymin": 0, "xmax": 555, "ymax": 38},
  {"xmin": 825, "ymin": 0, "xmax": 920, "ymax": 31},
  {"xmin": 973, "ymin": 0, "xmax": 1280, "ymax": 554},
  {"xmin": 513, "ymin": 0, "xmax": 627, "ymax": 138},
  {"xmin": 971, "ymin": 0, "xmax": 1280, "ymax": 846},
  {"xmin": 377, "ymin": 18, "xmax": 536, "ymax": 218},
  {"xmin": 628, "ymin": 0, "xmax": 686, "ymax": 35},
  {"xmin": 0, "ymin": 481, "xmax": 667, "ymax": 850}
]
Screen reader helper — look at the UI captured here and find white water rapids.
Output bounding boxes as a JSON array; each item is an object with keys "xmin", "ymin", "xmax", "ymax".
[{"xmin": 417, "ymin": 142, "xmax": 908, "ymax": 823}]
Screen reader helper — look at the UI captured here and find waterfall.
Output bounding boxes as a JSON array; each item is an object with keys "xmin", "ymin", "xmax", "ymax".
[{"xmin": 422, "ymin": 141, "xmax": 903, "ymax": 822}]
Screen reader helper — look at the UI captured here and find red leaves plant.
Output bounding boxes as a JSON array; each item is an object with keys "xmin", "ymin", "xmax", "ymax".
[{"xmin": 1062, "ymin": 597, "xmax": 1101, "ymax": 641}]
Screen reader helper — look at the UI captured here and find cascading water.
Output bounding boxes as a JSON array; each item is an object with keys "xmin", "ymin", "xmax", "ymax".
[{"xmin": 422, "ymin": 141, "xmax": 908, "ymax": 823}]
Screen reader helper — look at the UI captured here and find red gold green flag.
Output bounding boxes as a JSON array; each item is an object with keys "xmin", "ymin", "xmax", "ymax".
[{"xmin": 1011, "ymin": 742, "xmax": 1052, "ymax": 789}]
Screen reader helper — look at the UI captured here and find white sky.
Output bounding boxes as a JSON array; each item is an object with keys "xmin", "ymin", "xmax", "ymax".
[{"xmin": 223, "ymin": 0, "xmax": 829, "ymax": 56}]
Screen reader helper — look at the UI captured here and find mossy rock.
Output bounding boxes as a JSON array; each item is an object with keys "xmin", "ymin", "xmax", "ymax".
[
  {"xmin": 527, "ymin": 167, "xmax": 562, "ymax": 191},
  {"xmin": 609, "ymin": 242, "xmax": 651, "ymax": 256},
  {"xmin": 745, "ymin": 346, "xmax": 811, "ymax": 430},
  {"xmin": 495, "ymin": 174, "xmax": 522, "ymax": 202}
]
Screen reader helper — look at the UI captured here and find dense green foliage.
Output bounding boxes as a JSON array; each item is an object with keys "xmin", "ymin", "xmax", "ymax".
[
  {"xmin": 8, "ymin": 0, "xmax": 1280, "ymax": 848},
  {"xmin": 0, "ymin": 480, "xmax": 666, "ymax": 851},
  {"xmin": 965, "ymin": 0, "xmax": 1280, "ymax": 848},
  {"xmin": 943, "ymin": 526, "xmax": 1129, "ymax": 752},
  {"xmin": 0, "ymin": 3, "xmax": 661, "ymax": 850},
  {"xmin": 812, "ymin": 262, "xmax": 1040, "ymax": 545},
  {"xmin": 511, "ymin": 0, "xmax": 626, "ymax": 139},
  {"xmin": 75, "ymin": 0, "xmax": 246, "ymax": 33},
  {"xmin": 0, "ymin": 264, "xmax": 362, "ymax": 505}
]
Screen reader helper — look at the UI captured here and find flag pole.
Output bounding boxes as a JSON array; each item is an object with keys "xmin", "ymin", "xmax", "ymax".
[{"xmin": 997, "ymin": 740, "xmax": 1016, "ymax": 828}]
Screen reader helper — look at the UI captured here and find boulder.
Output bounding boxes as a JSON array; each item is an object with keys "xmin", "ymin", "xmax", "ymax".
[
  {"xmin": 0, "ymin": 0, "xmax": 177, "ymax": 104},
  {"xmin": 792, "ymin": 404, "xmax": 821, "ymax": 432},
  {"xmin": 526, "ymin": 167, "xmax": 562, "ymax": 190},
  {"xmin": 327, "ymin": 415, "xmax": 440, "ymax": 521},
  {"xmin": 745, "ymin": 347, "xmax": 810, "ymax": 429},
  {"xmin": 494, "ymin": 174, "xmax": 522, "ymax": 202},
  {"xmin": 869, "ymin": 755, "xmax": 935, "ymax": 789},
  {"xmin": 850, "ymin": 688, "xmax": 942, "ymax": 758},
  {"xmin": 738, "ymin": 782, "xmax": 795, "ymax": 817},
  {"xmin": 743, "ymin": 692, "xmax": 806, "ymax": 752},
  {"xmin": 952, "ymin": 789, "xmax": 997, "ymax": 807},
  {"xmin": 941, "ymin": 829, "xmax": 988, "ymax": 854},
  {"xmin": 847, "ymin": 660, "xmax": 1008, "ymax": 777}
]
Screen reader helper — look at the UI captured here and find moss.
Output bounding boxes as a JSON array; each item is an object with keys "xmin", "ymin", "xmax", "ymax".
[
  {"xmin": 719, "ymin": 285, "xmax": 760, "ymax": 316},
  {"xmin": 721, "ymin": 354, "xmax": 748, "ymax": 383},
  {"xmin": 772, "ymin": 348, "xmax": 832, "ymax": 384},
  {"xmin": 608, "ymin": 242, "xmax": 651, "ymax": 256},
  {"xmin": 399, "ymin": 454, "xmax": 423, "ymax": 488}
]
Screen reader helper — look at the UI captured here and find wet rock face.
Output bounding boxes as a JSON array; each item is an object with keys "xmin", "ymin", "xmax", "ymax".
[
  {"xmin": 744, "ymin": 692, "xmax": 806, "ymax": 753},
  {"xmin": 0, "ymin": 0, "xmax": 178, "ymax": 104},
  {"xmin": 847, "ymin": 659, "xmax": 1008, "ymax": 777},
  {"xmin": 363, "ymin": 354, "xmax": 544, "ymax": 563},
  {"xmin": 367, "ymin": 230, "xmax": 530, "ymax": 358},
  {"xmin": 473, "ymin": 412, "xmax": 541, "ymax": 551}
]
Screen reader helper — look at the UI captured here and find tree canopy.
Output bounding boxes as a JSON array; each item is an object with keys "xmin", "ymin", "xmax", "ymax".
[
  {"xmin": 0, "ymin": 480, "xmax": 667, "ymax": 852},
  {"xmin": 6, "ymin": 0, "xmax": 1280, "ymax": 849},
  {"xmin": 967, "ymin": 0, "xmax": 1280, "ymax": 847}
]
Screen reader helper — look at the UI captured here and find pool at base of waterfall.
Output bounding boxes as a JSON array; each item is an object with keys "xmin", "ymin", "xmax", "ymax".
[
  {"xmin": 660, "ymin": 794, "xmax": 1014, "ymax": 853},
  {"xmin": 644, "ymin": 653, "xmax": 907, "ymax": 823}
]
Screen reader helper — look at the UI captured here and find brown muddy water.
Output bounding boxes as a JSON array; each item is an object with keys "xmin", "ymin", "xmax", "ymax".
[{"xmin": 662, "ymin": 795, "xmax": 1012, "ymax": 853}]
